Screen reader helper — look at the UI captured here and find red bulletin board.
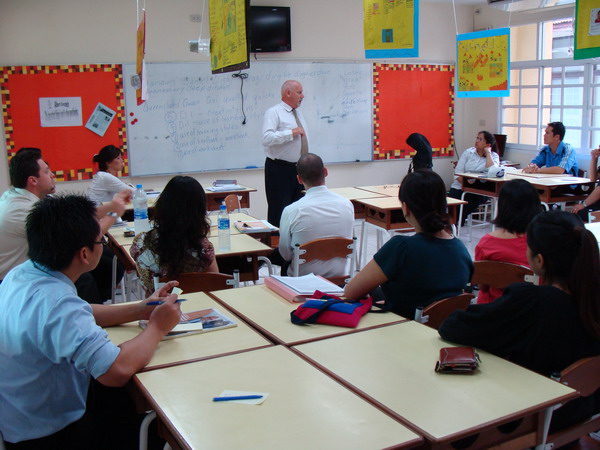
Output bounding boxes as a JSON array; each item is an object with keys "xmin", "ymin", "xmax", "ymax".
[
  {"xmin": 373, "ymin": 63, "xmax": 455, "ymax": 160},
  {"xmin": 0, "ymin": 64, "xmax": 127, "ymax": 181}
]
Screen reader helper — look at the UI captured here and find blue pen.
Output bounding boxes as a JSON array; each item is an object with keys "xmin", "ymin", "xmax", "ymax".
[
  {"xmin": 146, "ymin": 299, "xmax": 187, "ymax": 306},
  {"xmin": 213, "ymin": 395, "xmax": 263, "ymax": 402}
]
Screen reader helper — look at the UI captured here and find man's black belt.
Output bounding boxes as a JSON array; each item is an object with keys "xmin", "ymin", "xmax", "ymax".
[{"xmin": 266, "ymin": 157, "xmax": 296, "ymax": 166}]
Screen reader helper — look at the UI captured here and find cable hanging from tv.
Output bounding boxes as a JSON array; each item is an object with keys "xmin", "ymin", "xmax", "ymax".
[{"xmin": 231, "ymin": 71, "xmax": 248, "ymax": 125}]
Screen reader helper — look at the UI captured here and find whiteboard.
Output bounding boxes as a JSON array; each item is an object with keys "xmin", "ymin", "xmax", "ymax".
[{"xmin": 123, "ymin": 62, "xmax": 373, "ymax": 176}]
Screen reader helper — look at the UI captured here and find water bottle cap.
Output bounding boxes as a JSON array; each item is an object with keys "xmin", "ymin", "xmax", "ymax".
[
  {"xmin": 136, "ymin": 184, "xmax": 143, "ymax": 189},
  {"xmin": 219, "ymin": 204, "xmax": 226, "ymax": 211}
]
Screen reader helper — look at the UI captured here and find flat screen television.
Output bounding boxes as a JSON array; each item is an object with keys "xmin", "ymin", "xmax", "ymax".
[{"xmin": 248, "ymin": 6, "xmax": 291, "ymax": 53}]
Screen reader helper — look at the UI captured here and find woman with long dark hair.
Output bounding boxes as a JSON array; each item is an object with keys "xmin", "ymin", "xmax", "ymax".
[
  {"xmin": 87, "ymin": 145, "xmax": 134, "ymax": 204},
  {"xmin": 344, "ymin": 169, "xmax": 473, "ymax": 318},
  {"xmin": 475, "ymin": 179, "xmax": 543, "ymax": 303},
  {"xmin": 130, "ymin": 176, "xmax": 218, "ymax": 293},
  {"xmin": 440, "ymin": 210, "xmax": 600, "ymax": 431}
]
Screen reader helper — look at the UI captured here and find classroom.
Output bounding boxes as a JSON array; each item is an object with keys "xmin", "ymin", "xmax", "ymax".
[{"xmin": 1, "ymin": 0, "xmax": 600, "ymax": 449}]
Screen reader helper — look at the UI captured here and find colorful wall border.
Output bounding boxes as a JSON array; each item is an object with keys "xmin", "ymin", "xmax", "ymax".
[
  {"xmin": 0, "ymin": 64, "xmax": 127, "ymax": 181},
  {"xmin": 373, "ymin": 63, "xmax": 455, "ymax": 160}
]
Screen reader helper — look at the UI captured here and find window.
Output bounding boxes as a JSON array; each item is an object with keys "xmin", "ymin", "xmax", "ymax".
[{"xmin": 500, "ymin": 18, "xmax": 600, "ymax": 152}]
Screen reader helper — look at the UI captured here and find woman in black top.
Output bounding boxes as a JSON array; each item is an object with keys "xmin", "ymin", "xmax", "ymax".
[{"xmin": 439, "ymin": 210, "xmax": 600, "ymax": 432}]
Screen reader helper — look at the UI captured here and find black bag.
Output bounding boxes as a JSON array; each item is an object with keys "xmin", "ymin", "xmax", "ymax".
[{"xmin": 406, "ymin": 133, "xmax": 433, "ymax": 174}]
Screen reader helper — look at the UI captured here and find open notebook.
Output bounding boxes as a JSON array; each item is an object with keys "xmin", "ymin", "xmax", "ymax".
[{"xmin": 139, "ymin": 307, "xmax": 237, "ymax": 340}]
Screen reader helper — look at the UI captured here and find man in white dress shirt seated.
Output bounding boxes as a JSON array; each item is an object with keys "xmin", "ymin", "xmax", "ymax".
[{"xmin": 276, "ymin": 153, "xmax": 354, "ymax": 277}]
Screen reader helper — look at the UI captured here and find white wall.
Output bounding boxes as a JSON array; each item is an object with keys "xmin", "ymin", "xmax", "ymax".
[{"xmin": 0, "ymin": 0, "xmax": 475, "ymax": 218}]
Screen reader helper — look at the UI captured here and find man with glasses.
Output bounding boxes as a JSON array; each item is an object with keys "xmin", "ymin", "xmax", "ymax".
[{"xmin": 0, "ymin": 194, "xmax": 182, "ymax": 449}]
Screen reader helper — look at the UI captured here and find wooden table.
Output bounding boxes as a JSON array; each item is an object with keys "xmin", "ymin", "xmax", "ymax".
[
  {"xmin": 210, "ymin": 284, "xmax": 406, "ymax": 346},
  {"xmin": 134, "ymin": 345, "xmax": 422, "ymax": 449},
  {"xmin": 294, "ymin": 321, "xmax": 576, "ymax": 449},
  {"xmin": 204, "ymin": 186, "xmax": 257, "ymax": 211},
  {"xmin": 328, "ymin": 187, "xmax": 388, "ymax": 219},
  {"xmin": 105, "ymin": 292, "xmax": 272, "ymax": 371},
  {"xmin": 356, "ymin": 184, "xmax": 400, "ymax": 197}
]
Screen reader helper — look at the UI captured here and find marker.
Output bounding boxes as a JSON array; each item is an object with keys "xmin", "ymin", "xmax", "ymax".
[
  {"xmin": 146, "ymin": 299, "xmax": 187, "ymax": 306},
  {"xmin": 245, "ymin": 165, "xmax": 258, "ymax": 169},
  {"xmin": 213, "ymin": 395, "xmax": 263, "ymax": 402}
]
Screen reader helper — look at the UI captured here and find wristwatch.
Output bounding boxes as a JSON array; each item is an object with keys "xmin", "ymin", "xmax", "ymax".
[
  {"xmin": 582, "ymin": 201, "xmax": 588, "ymax": 208},
  {"xmin": 106, "ymin": 211, "xmax": 119, "ymax": 218}
]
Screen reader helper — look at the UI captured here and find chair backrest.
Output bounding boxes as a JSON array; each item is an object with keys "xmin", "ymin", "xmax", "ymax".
[
  {"xmin": 415, "ymin": 293, "xmax": 475, "ymax": 329},
  {"xmin": 590, "ymin": 210, "xmax": 600, "ymax": 223},
  {"xmin": 224, "ymin": 194, "xmax": 242, "ymax": 213},
  {"xmin": 545, "ymin": 356, "xmax": 600, "ymax": 448},
  {"xmin": 471, "ymin": 260, "xmax": 538, "ymax": 290},
  {"xmin": 156, "ymin": 270, "xmax": 239, "ymax": 293},
  {"xmin": 291, "ymin": 237, "xmax": 356, "ymax": 286}
]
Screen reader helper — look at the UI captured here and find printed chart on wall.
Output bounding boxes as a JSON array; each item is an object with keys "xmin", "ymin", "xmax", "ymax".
[
  {"xmin": 373, "ymin": 63, "xmax": 454, "ymax": 160},
  {"xmin": 456, "ymin": 28, "xmax": 510, "ymax": 98},
  {"xmin": 0, "ymin": 65, "xmax": 127, "ymax": 181},
  {"xmin": 363, "ymin": 0, "xmax": 418, "ymax": 58},
  {"xmin": 123, "ymin": 62, "xmax": 373, "ymax": 176},
  {"xmin": 574, "ymin": 0, "xmax": 600, "ymax": 59}
]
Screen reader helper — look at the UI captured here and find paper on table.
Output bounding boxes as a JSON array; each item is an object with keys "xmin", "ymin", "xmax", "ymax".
[
  {"xmin": 215, "ymin": 390, "xmax": 268, "ymax": 405},
  {"xmin": 271, "ymin": 274, "xmax": 344, "ymax": 295}
]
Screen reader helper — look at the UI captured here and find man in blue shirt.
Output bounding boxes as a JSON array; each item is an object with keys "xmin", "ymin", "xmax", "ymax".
[
  {"xmin": 0, "ymin": 194, "xmax": 182, "ymax": 449},
  {"xmin": 524, "ymin": 121, "xmax": 578, "ymax": 175}
]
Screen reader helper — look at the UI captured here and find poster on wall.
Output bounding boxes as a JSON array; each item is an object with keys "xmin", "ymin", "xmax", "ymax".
[
  {"xmin": 456, "ymin": 28, "xmax": 510, "ymax": 98},
  {"xmin": 574, "ymin": 0, "xmax": 600, "ymax": 59},
  {"xmin": 208, "ymin": 0, "xmax": 249, "ymax": 74},
  {"xmin": 364, "ymin": 0, "xmax": 419, "ymax": 58}
]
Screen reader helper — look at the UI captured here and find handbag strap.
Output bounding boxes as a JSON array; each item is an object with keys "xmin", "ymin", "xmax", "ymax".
[{"xmin": 290, "ymin": 298, "xmax": 347, "ymax": 325}]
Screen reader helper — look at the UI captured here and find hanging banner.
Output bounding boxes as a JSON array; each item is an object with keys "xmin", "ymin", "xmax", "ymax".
[
  {"xmin": 574, "ymin": 0, "xmax": 600, "ymax": 60},
  {"xmin": 364, "ymin": 0, "xmax": 418, "ymax": 58},
  {"xmin": 209, "ymin": 0, "xmax": 249, "ymax": 74},
  {"xmin": 456, "ymin": 28, "xmax": 510, "ymax": 98},
  {"xmin": 135, "ymin": 11, "xmax": 146, "ymax": 105}
]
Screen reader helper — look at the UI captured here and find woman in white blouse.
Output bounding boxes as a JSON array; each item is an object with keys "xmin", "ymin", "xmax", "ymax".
[
  {"xmin": 86, "ymin": 145, "xmax": 135, "ymax": 204},
  {"xmin": 448, "ymin": 131, "xmax": 500, "ymax": 225}
]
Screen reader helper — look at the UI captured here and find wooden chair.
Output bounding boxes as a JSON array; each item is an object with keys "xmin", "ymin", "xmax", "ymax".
[
  {"xmin": 414, "ymin": 293, "xmax": 475, "ymax": 329},
  {"xmin": 155, "ymin": 270, "xmax": 240, "ymax": 294},
  {"xmin": 543, "ymin": 356, "xmax": 600, "ymax": 449},
  {"xmin": 291, "ymin": 237, "xmax": 357, "ymax": 286},
  {"xmin": 471, "ymin": 260, "xmax": 538, "ymax": 292}
]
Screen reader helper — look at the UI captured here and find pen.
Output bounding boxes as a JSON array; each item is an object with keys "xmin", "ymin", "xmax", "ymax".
[
  {"xmin": 213, "ymin": 395, "xmax": 263, "ymax": 402},
  {"xmin": 146, "ymin": 299, "xmax": 187, "ymax": 306}
]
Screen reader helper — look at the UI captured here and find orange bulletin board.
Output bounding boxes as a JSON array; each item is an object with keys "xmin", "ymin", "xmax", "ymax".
[
  {"xmin": 373, "ymin": 63, "xmax": 455, "ymax": 160},
  {"xmin": 0, "ymin": 64, "xmax": 127, "ymax": 181}
]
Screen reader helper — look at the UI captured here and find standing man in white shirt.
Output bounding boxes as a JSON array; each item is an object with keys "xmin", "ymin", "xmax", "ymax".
[
  {"xmin": 277, "ymin": 153, "xmax": 354, "ymax": 277},
  {"xmin": 262, "ymin": 80, "xmax": 309, "ymax": 227}
]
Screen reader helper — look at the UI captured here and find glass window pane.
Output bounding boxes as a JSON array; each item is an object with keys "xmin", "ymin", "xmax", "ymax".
[
  {"xmin": 563, "ymin": 109, "xmax": 583, "ymax": 127},
  {"xmin": 510, "ymin": 23, "xmax": 538, "ymax": 62},
  {"xmin": 594, "ymin": 64, "xmax": 600, "ymax": 84},
  {"xmin": 504, "ymin": 88, "xmax": 520, "ymax": 106},
  {"xmin": 503, "ymin": 126, "xmax": 519, "ymax": 144},
  {"xmin": 542, "ymin": 108, "xmax": 551, "ymax": 124},
  {"xmin": 542, "ymin": 18, "xmax": 574, "ymax": 60},
  {"xmin": 565, "ymin": 129, "xmax": 581, "ymax": 149},
  {"xmin": 550, "ymin": 108, "xmax": 562, "ymax": 122},
  {"xmin": 551, "ymin": 67, "xmax": 562, "ymax": 85},
  {"xmin": 593, "ymin": 87, "xmax": 600, "ymax": 106},
  {"xmin": 592, "ymin": 109, "xmax": 600, "ymax": 128},
  {"xmin": 520, "ymin": 127, "xmax": 538, "ymax": 145},
  {"xmin": 502, "ymin": 108, "xmax": 519, "ymax": 124},
  {"xmin": 520, "ymin": 108, "xmax": 538, "ymax": 125},
  {"xmin": 591, "ymin": 130, "xmax": 600, "ymax": 148},
  {"xmin": 522, "ymin": 69, "xmax": 539, "ymax": 85},
  {"xmin": 542, "ymin": 67, "xmax": 553, "ymax": 85},
  {"xmin": 510, "ymin": 70, "xmax": 520, "ymax": 87},
  {"xmin": 564, "ymin": 86, "xmax": 583, "ymax": 105},
  {"xmin": 564, "ymin": 66, "xmax": 584, "ymax": 85},
  {"xmin": 521, "ymin": 88, "xmax": 538, "ymax": 105}
]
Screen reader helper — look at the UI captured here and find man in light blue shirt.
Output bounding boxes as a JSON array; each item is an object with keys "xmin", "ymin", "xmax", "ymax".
[
  {"xmin": 524, "ymin": 121, "xmax": 578, "ymax": 176},
  {"xmin": 0, "ymin": 194, "xmax": 182, "ymax": 448}
]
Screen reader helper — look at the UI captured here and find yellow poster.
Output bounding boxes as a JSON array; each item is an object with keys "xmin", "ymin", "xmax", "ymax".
[
  {"xmin": 457, "ymin": 28, "xmax": 509, "ymax": 98},
  {"xmin": 574, "ymin": 0, "xmax": 600, "ymax": 60},
  {"xmin": 209, "ymin": 0, "xmax": 248, "ymax": 72},
  {"xmin": 364, "ymin": 0, "xmax": 418, "ymax": 58}
]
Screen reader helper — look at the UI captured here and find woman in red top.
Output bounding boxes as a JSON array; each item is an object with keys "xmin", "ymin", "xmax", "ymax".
[{"xmin": 475, "ymin": 179, "xmax": 543, "ymax": 303}]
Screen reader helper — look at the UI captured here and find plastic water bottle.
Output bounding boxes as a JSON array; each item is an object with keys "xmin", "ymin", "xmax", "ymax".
[
  {"xmin": 217, "ymin": 203, "xmax": 231, "ymax": 251},
  {"xmin": 133, "ymin": 184, "xmax": 150, "ymax": 234}
]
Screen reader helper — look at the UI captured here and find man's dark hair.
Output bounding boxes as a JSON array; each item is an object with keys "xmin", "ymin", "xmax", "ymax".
[
  {"xmin": 297, "ymin": 153, "xmax": 325, "ymax": 185},
  {"xmin": 9, "ymin": 148, "xmax": 42, "ymax": 188},
  {"xmin": 26, "ymin": 194, "xmax": 100, "ymax": 271},
  {"xmin": 548, "ymin": 122, "xmax": 565, "ymax": 141}
]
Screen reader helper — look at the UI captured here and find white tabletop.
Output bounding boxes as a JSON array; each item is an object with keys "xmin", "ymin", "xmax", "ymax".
[
  {"xmin": 210, "ymin": 284, "xmax": 406, "ymax": 346},
  {"xmin": 585, "ymin": 222, "xmax": 600, "ymax": 244},
  {"xmin": 105, "ymin": 292, "xmax": 271, "ymax": 371},
  {"xmin": 135, "ymin": 346, "xmax": 422, "ymax": 449},
  {"xmin": 294, "ymin": 321, "xmax": 575, "ymax": 444}
]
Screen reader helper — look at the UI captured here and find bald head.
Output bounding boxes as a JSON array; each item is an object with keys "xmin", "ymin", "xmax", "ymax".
[
  {"xmin": 297, "ymin": 153, "xmax": 326, "ymax": 187},
  {"xmin": 281, "ymin": 80, "xmax": 304, "ymax": 109}
]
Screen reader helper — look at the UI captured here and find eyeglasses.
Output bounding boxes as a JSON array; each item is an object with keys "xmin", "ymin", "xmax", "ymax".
[{"xmin": 94, "ymin": 236, "xmax": 108, "ymax": 246}]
